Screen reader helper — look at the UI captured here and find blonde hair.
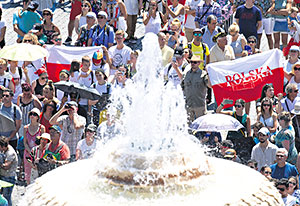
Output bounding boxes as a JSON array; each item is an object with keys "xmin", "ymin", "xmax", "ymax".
[
  {"xmin": 0, "ymin": 58, "xmax": 7, "ymax": 67},
  {"xmin": 228, "ymin": 22, "xmax": 240, "ymax": 33},
  {"xmin": 115, "ymin": 30, "xmax": 125, "ymax": 37},
  {"xmin": 82, "ymin": 55, "xmax": 91, "ymax": 63},
  {"xmin": 22, "ymin": 33, "xmax": 39, "ymax": 45},
  {"xmin": 171, "ymin": 18, "xmax": 181, "ymax": 29}
]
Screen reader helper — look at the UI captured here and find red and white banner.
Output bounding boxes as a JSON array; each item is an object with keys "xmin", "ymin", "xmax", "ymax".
[
  {"xmin": 207, "ymin": 49, "xmax": 284, "ymax": 108},
  {"xmin": 45, "ymin": 45, "xmax": 102, "ymax": 82}
]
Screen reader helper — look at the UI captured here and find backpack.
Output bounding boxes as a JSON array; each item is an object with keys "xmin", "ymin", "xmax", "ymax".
[
  {"xmin": 165, "ymin": 62, "xmax": 189, "ymax": 85},
  {"xmin": 92, "ymin": 83, "xmax": 111, "ymax": 111},
  {"xmin": 92, "ymin": 24, "xmax": 112, "ymax": 46},
  {"xmin": 188, "ymin": 42, "xmax": 208, "ymax": 63}
]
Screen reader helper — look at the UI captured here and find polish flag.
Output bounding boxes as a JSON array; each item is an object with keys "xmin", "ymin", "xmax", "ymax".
[
  {"xmin": 45, "ymin": 45, "xmax": 102, "ymax": 82},
  {"xmin": 207, "ymin": 49, "xmax": 284, "ymax": 108}
]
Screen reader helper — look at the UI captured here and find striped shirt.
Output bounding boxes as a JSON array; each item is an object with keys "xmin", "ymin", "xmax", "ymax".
[{"xmin": 194, "ymin": 1, "xmax": 222, "ymax": 28}]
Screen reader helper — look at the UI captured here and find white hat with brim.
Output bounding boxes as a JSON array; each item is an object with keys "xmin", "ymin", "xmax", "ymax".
[{"xmin": 292, "ymin": 102, "xmax": 300, "ymax": 115}]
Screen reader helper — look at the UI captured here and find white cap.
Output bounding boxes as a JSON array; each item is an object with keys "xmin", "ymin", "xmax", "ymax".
[
  {"xmin": 290, "ymin": 45, "xmax": 300, "ymax": 52},
  {"xmin": 86, "ymin": 12, "xmax": 96, "ymax": 20},
  {"xmin": 97, "ymin": 11, "xmax": 108, "ymax": 19},
  {"xmin": 258, "ymin": 127, "xmax": 270, "ymax": 136}
]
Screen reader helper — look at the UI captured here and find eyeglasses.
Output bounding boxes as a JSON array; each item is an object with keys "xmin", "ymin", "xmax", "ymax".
[
  {"xmin": 193, "ymin": 33, "xmax": 202, "ymax": 37},
  {"xmin": 81, "ymin": 4, "xmax": 89, "ymax": 8},
  {"xmin": 23, "ymin": 88, "xmax": 30, "ymax": 92},
  {"xmin": 234, "ymin": 105, "xmax": 242, "ymax": 108},
  {"xmin": 55, "ymin": 38, "xmax": 62, "ymax": 42},
  {"xmin": 43, "ymin": 13, "xmax": 51, "ymax": 16},
  {"xmin": 248, "ymin": 40, "xmax": 255, "ymax": 43},
  {"xmin": 41, "ymin": 76, "xmax": 48, "ymax": 80},
  {"xmin": 276, "ymin": 154, "xmax": 285, "ymax": 158},
  {"xmin": 290, "ymin": 50, "xmax": 298, "ymax": 53},
  {"xmin": 2, "ymin": 94, "xmax": 10, "ymax": 98},
  {"xmin": 29, "ymin": 113, "xmax": 38, "ymax": 117},
  {"xmin": 190, "ymin": 61, "xmax": 199, "ymax": 64},
  {"xmin": 86, "ymin": 129, "xmax": 95, "ymax": 133},
  {"xmin": 264, "ymin": 171, "xmax": 272, "ymax": 175},
  {"xmin": 293, "ymin": 89, "xmax": 299, "ymax": 93},
  {"xmin": 97, "ymin": 16, "xmax": 105, "ymax": 19},
  {"xmin": 23, "ymin": 39, "xmax": 32, "ymax": 43},
  {"xmin": 277, "ymin": 187, "xmax": 285, "ymax": 192},
  {"xmin": 116, "ymin": 37, "xmax": 123, "ymax": 40},
  {"xmin": 150, "ymin": 4, "xmax": 157, "ymax": 6},
  {"xmin": 294, "ymin": 67, "xmax": 300, "ymax": 71},
  {"xmin": 263, "ymin": 104, "xmax": 271, "ymax": 107},
  {"xmin": 289, "ymin": 182, "xmax": 297, "ymax": 186}
]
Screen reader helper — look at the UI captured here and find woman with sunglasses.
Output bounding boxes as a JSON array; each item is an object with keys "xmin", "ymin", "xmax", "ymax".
[
  {"xmin": 285, "ymin": 63, "xmax": 300, "ymax": 98},
  {"xmin": 40, "ymin": 99, "xmax": 57, "ymax": 133},
  {"xmin": 260, "ymin": 165, "xmax": 272, "ymax": 180},
  {"xmin": 17, "ymin": 83, "xmax": 42, "ymax": 138},
  {"xmin": 76, "ymin": 124, "xmax": 99, "ymax": 160},
  {"xmin": 143, "ymin": 0, "xmax": 164, "ymax": 35},
  {"xmin": 256, "ymin": 84, "xmax": 278, "ymax": 114},
  {"xmin": 74, "ymin": 1, "xmax": 92, "ymax": 35},
  {"xmin": 23, "ymin": 108, "xmax": 45, "ymax": 185},
  {"xmin": 275, "ymin": 111, "xmax": 298, "ymax": 165},
  {"xmin": 247, "ymin": 36, "xmax": 261, "ymax": 55},
  {"xmin": 228, "ymin": 23, "xmax": 248, "ymax": 59},
  {"xmin": 41, "ymin": 8, "xmax": 60, "ymax": 45},
  {"xmin": 287, "ymin": 176, "xmax": 300, "ymax": 202},
  {"xmin": 257, "ymin": 97, "xmax": 278, "ymax": 135},
  {"xmin": 31, "ymin": 67, "xmax": 49, "ymax": 101},
  {"xmin": 216, "ymin": 99, "xmax": 253, "ymax": 162}
]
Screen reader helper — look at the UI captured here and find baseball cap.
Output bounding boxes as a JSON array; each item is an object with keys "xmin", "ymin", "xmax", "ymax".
[
  {"xmin": 86, "ymin": 12, "xmax": 96, "ymax": 19},
  {"xmin": 92, "ymin": 51, "xmax": 103, "ymax": 64},
  {"xmin": 193, "ymin": 28, "xmax": 202, "ymax": 34},
  {"xmin": 258, "ymin": 127, "xmax": 270, "ymax": 136},
  {"xmin": 290, "ymin": 45, "xmax": 300, "ymax": 52},
  {"xmin": 97, "ymin": 11, "xmax": 108, "ymax": 19},
  {"xmin": 38, "ymin": 133, "xmax": 51, "ymax": 142},
  {"xmin": 49, "ymin": 125, "xmax": 62, "ymax": 133},
  {"xmin": 66, "ymin": 101, "xmax": 78, "ymax": 108},
  {"xmin": 224, "ymin": 149, "xmax": 236, "ymax": 158},
  {"xmin": 212, "ymin": 32, "xmax": 227, "ymax": 42},
  {"xmin": 174, "ymin": 46, "xmax": 184, "ymax": 57},
  {"xmin": 29, "ymin": 108, "xmax": 41, "ymax": 117},
  {"xmin": 28, "ymin": 1, "xmax": 39, "ymax": 10},
  {"xmin": 86, "ymin": 124, "xmax": 97, "ymax": 132}
]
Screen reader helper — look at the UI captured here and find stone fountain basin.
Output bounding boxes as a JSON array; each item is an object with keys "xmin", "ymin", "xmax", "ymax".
[{"xmin": 20, "ymin": 156, "xmax": 283, "ymax": 206}]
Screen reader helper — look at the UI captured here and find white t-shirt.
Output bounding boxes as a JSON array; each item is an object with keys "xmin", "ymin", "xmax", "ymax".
[
  {"xmin": 76, "ymin": 138, "xmax": 99, "ymax": 159},
  {"xmin": 184, "ymin": 0, "xmax": 200, "ymax": 29},
  {"xmin": 282, "ymin": 195, "xmax": 297, "ymax": 206},
  {"xmin": 108, "ymin": 45, "xmax": 132, "ymax": 75},
  {"xmin": 9, "ymin": 68, "xmax": 25, "ymax": 104},
  {"xmin": 0, "ymin": 72, "xmax": 12, "ymax": 88},
  {"xmin": 124, "ymin": 0, "xmax": 139, "ymax": 15},
  {"xmin": 91, "ymin": 63, "xmax": 110, "ymax": 77},
  {"xmin": 164, "ymin": 62, "xmax": 191, "ymax": 87},
  {"xmin": 78, "ymin": 70, "xmax": 95, "ymax": 105},
  {"xmin": 18, "ymin": 59, "xmax": 44, "ymax": 83},
  {"xmin": 70, "ymin": 71, "xmax": 79, "ymax": 83},
  {"xmin": 283, "ymin": 60, "xmax": 299, "ymax": 85}
]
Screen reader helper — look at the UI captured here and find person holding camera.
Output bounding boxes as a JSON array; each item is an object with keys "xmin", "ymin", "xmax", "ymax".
[
  {"xmin": 111, "ymin": 65, "xmax": 129, "ymax": 89},
  {"xmin": 167, "ymin": 19, "xmax": 187, "ymax": 49},
  {"xmin": 76, "ymin": 124, "xmax": 99, "ymax": 160},
  {"xmin": 49, "ymin": 101, "xmax": 86, "ymax": 162},
  {"xmin": 143, "ymin": 0, "xmax": 165, "ymax": 35},
  {"xmin": 0, "ymin": 136, "xmax": 18, "ymax": 206}
]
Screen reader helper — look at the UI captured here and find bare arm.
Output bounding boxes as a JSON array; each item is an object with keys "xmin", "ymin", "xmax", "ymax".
[
  {"xmin": 49, "ymin": 107, "xmax": 66, "ymax": 126},
  {"xmin": 0, "ymin": 26, "xmax": 6, "ymax": 42},
  {"xmin": 75, "ymin": 148, "xmax": 82, "ymax": 160},
  {"xmin": 119, "ymin": 1, "xmax": 128, "ymax": 19},
  {"xmin": 216, "ymin": 99, "xmax": 233, "ymax": 115},
  {"xmin": 9, "ymin": 119, "xmax": 21, "ymax": 141},
  {"xmin": 246, "ymin": 116, "xmax": 252, "ymax": 137},
  {"xmin": 282, "ymin": 139, "xmax": 290, "ymax": 153},
  {"xmin": 74, "ymin": 16, "xmax": 80, "ymax": 35}
]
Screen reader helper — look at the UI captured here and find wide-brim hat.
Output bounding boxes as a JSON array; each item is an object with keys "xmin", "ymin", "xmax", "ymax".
[
  {"xmin": 37, "ymin": 133, "xmax": 51, "ymax": 142},
  {"xmin": 292, "ymin": 102, "xmax": 300, "ymax": 115},
  {"xmin": 190, "ymin": 55, "xmax": 202, "ymax": 62}
]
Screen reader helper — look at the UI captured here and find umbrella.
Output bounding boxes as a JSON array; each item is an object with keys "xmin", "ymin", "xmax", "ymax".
[
  {"xmin": 54, "ymin": 81, "xmax": 101, "ymax": 100},
  {"xmin": 0, "ymin": 43, "xmax": 48, "ymax": 61},
  {"xmin": 190, "ymin": 113, "xmax": 244, "ymax": 132},
  {"xmin": 0, "ymin": 112, "xmax": 15, "ymax": 133}
]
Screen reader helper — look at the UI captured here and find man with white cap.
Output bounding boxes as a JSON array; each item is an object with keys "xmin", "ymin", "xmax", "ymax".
[
  {"xmin": 75, "ymin": 12, "xmax": 96, "ymax": 47},
  {"xmin": 283, "ymin": 45, "xmax": 300, "ymax": 86},
  {"xmin": 88, "ymin": 11, "xmax": 115, "ymax": 48},
  {"xmin": 251, "ymin": 127, "xmax": 278, "ymax": 171}
]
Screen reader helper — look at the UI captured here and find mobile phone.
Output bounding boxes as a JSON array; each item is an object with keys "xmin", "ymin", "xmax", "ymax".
[
  {"xmin": 224, "ymin": 99, "xmax": 234, "ymax": 105},
  {"xmin": 172, "ymin": 56, "xmax": 176, "ymax": 62}
]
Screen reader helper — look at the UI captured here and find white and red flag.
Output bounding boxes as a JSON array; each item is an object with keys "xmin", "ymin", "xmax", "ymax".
[
  {"xmin": 45, "ymin": 45, "xmax": 102, "ymax": 82},
  {"xmin": 207, "ymin": 49, "xmax": 284, "ymax": 108}
]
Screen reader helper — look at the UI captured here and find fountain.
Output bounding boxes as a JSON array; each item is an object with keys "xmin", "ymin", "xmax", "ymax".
[{"xmin": 21, "ymin": 33, "xmax": 283, "ymax": 206}]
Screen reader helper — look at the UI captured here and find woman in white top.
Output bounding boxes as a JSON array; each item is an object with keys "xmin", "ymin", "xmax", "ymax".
[
  {"xmin": 285, "ymin": 62, "xmax": 300, "ymax": 97},
  {"xmin": 76, "ymin": 124, "xmax": 99, "ymax": 160},
  {"xmin": 74, "ymin": 1, "xmax": 92, "ymax": 35},
  {"xmin": 0, "ymin": 7, "xmax": 6, "ymax": 49},
  {"xmin": 143, "ymin": 0, "xmax": 164, "ymax": 34},
  {"xmin": 257, "ymin": 97, "xmax": 278, "ymax": 134}
]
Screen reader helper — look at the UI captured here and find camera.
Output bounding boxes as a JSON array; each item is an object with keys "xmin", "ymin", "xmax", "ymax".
[
  {"xmin": 169, "ymin": 31, "xmax": 175, "ymax": 35},
  {"xmin": 65, "ymin": 103, "xmax": 71, "ymax": 109}
]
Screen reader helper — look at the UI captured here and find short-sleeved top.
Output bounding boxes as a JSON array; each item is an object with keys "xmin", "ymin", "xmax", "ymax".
[
  {"xmin": 280, "ymin": 96, "xmax": 300, "ymax": 112},
  {"xmin": 161, "ymin": 45, "xmax": 174, "ymax": 67},
  {"xmin": 76, "ymin": 139, "xmax": 99, "ymax": 159},
  {"xmin": 57, "ymin": 115, "xmax": 86, "ymax": 156},
  {"xmin": 164, "ymin": 62, "xmax": 191, "ymax": 87},
  {"xmin": 209, "ymin": 44, "xmax": 235, "ymax": 63},
  {"xmin": 201, "ymin": 26, "xmax": 224, "ymax": 49},
  {"xmin": 0, "ymin": 104, "xmax": 22, "ymax": 141},
  {"xmin": 275, "ymin": 128, "xmax": 298, "ymax": 164},
  {"xmin": 195, "ymin": 1, "xmax": 222, "ymax": 28},
  {"xmin": 270, "ymin": 162, "xmax": 299, "ymax": 180},
  {"xmin": 189, "ymin": 42, "xmax": 210, "ymax": 70},
  {"xmin": 17, "ymin": 11, "xmax": 42, "ymax": 38},
  {"xmin": 108, "ymin": 45, "xmax": 132, "ymax": 75},
  {"xmin": 251, "ymin": 142, "xmax": 278, "ymax": 170},
  {"xmin": 89, "ymin": 24, "xmax": 115, "ymax": 47},
  {"xmin": 44, "ymin": 140, "xmax": 70, "ymax": 161},
  {"xmin": 182, "ymin": 69, "xmax": 208, "ymax": 107},
  {"xmin": 234, "ymin": 5, "xmax": 262, "ymax": 39},
  {"xmin": 0, "ymin": 145, "xmax": 18, "ymax": 177},
  {"xmin": 0, "ymin": 73, "xmax": 12, "ymax": 89},
  {"xmin": 184, "ymin": 0, "xmax": 201, "ymax": 29}
]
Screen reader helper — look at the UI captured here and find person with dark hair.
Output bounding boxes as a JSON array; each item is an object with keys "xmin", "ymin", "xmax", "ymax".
[
  {"xmin": 42, "ymin": 80, "xmax": 60, "ymax": 107},
  {"xmin": 76, "ymin": 124, "xmax": 99, "ymax": 160},
  {"xmin": 194, "ymin": 0, "xmax": 221, "ymax": 29},
  {"xmin": 251, "ymin": 127, "xmax": 278, "ymax": 170},
  {"xmin": 143, "ymin": 0, "xmax": 164, "ymax": 35},
  {"xmin": 247, "ymin": 159, "xmax": 258, "ymax": 170},
  {"xmin": 247, "ymin": 35, "xmax": 261, "ymax": 54},
  {"xmin": 31, "ymin": 67, "xmax": 49, "ymax": 101},
  {"xmin": 256, "ymin": 83, "xmax": 278, "ymax": 114},
  {"xmin": 29, "ymin": 23, "xmax": 47, "ymax": 45},
  {"xmin": 75, "ymin": 12, "xmax": 96, "ymax": 47},
  {"xmin": 278, "ymin": 83, "xmax": 300, "ymax": 113},
  {"xmin": 74, "ymin": 1, "xmax": 92, "ymax": 35},
  {"xmin": 183, "ymin": 48, "xmax": 193, "ymax": 63},
  {"xmin": 50, "ymin": 32, "xmax": 62, "ymax": 46},
  {"xmin": 0, "ymin": 136, "xmax": 18, "ymax": 206},
  {"xmin": 0, "ymin": 7, "xmax": 6, "ymax": 49},
  {"xmin": 287, "ymin": 176, "xmax": 300, "ymax": 202},
  {"xmin": 275, "ymin": 178, "xmax": 297, "ymax": 205},
  {"xmin": 40, "ymin": 99, "xmax": 57, "ymax": 133},
  {"xmin": 0, "ymin": 89, "xmax": 22, "ymax": 150},
  {"xmin": 275, "ymin": 112, "xmax": 298, "ymax": 165},
  {"xmin": 260, "ymin": 165, "xmax": 272, "ymax": 180},
  {"xmin": 69, "ymin": 59, "xmax": 81, "ymax": 82},
  {"xmin": 0, "ymin": 59, "xmax": 14, "ymax": 92},
  {"xmin": 42, "ymin": 8, "xmax": 60, "ymax": 45},
  {"xmin": 253, "ymin": 121, "xmax": 265, "ymax": 144},
  {"xmin": 217, "ymin": 99, "xmax": 253, "ymax": 162},
  {"xmin": 257, "ymin": 97, "xmax": 278, "ymax": 134}
]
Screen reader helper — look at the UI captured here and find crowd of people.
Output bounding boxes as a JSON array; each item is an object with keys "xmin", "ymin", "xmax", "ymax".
[{"xmin": 0, "ymin": 0, "xmax": 300, "ymax": 205}]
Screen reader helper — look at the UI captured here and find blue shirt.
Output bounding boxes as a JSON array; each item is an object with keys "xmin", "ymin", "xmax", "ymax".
[
  {"xmin": 0, "ymin": 104, "xmax": 22, "ymax": 141},
  {"xmin": 89, "ymin": 24, "xmax": 115, "ymax": 48},
  {"xmin": 195, "ymin": 1, "xmax": 222, "ymax": 28},
  {"xmin": 234, "ymin": 5, "xmax": 262, "ymax": 39},
  {"xmin": 270, "ymin": 162, "xmax": 299, "ymax": 180},
  {"xmin": 201, "ymin": 26, "xmax": 224, "ymax": 49}
]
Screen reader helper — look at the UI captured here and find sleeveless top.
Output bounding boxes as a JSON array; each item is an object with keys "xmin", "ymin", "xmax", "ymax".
[
  {"xmin": 34, "ymin": 79, "xmax": 45, "ymax": 97},
  {"xmin": 145, "ymin": 12, "xmax": 161, "ymax": 34},
  {"xmin": 43, "ymin": 24, "xmax": 56, "ymax": 44},
  {"xmin": 227, "ymin": 112, "xmax": 247, "ymax": 139},
  {"xmin": 40, "ymin": 112, "xmax": 52, "ymax": 133},
  {"xmin": 230, "ymin": 34, "xmax": 244, "ymax": 59},
  {"xmin": 259, "ymin": 115, "xmax": 274, "ymax": 128},
  {"xmin": 77, "ymin": 25, "xmax": 91, "ymax": 46},
  {"xmin": 24, "ymin": 124, "xmax": 42, "ymax": 157},
  {"xmin": 289, "ymin": 76, "xmax": 300, "ymax": 97},
  {"xmin": 168, "ymin": 4, "xmax": 185, "ymax": 33},
  {"xmin": 20, "ymin": 96, "xmax": 35, "ymax": 125}
]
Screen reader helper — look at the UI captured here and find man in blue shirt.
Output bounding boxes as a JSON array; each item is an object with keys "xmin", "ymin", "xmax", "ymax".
[
  {"xmin": 88, "ymin": 11, "xmax": 115, "ymax": 48},
  {"xmin": 235, "ymin": 0, "xmax": 262, "ymax": 39},
  {"xmin": 270, "ymin": 148, "xmax": 299, "ymax": 180},
  {"xmin": 200, "ymin": 15, "xmax": 224, "ymax": 49}
]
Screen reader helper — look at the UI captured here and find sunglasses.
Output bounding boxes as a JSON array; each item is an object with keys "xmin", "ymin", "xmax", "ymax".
[
  {"xmin": 289, "ymin": 182, "xmax": 297, "ymax": 186},
  {"xmin": 86, "ymin": 129, "xmax": 95, "ymax": 133},
  {"xmin": 41, "ymin": 77, "xmax": 48, "ymax": 80},
  {"xmin": 193, "ymin": 33, "xmax": 202, "ymax": 37},
  {"xmin": 23, "ymin": 39, "xmax": 32, "ymax": 43},
  {"xmin": 29, "ymin": 113, "xmax": 38, "ymax": 117},
  {"xmin": 277, "ymin": 187, "xmax": 285, "ymax": 192},
  {"xmin": 190, "ymin": 61, "xmax": 199, "ymax": 64},
  {"xmin": 2, "ymin": 94, "xmax": 10, "ymax": 98},
  {"xmin": 97, "ymin": 16, "xmax": 105, "ymax": 19},
  {"xmin": 293, "ymin": 89, "xmax": 299, "ymax": 93},
  {"xmin": 150, "ymin": 4, "xmax": 157, "ymax": 6},
  {"xmin": 263, "ymin": 104, "xmax": 271, "ymax": 107},
  {"xmin": 294, "ymin": 67, "xmax": 300, "ymax": 71},
  {"xmin": 234, "ymin": 105, "xmax": 242, "ymax": 108},
  {"xmin": 248, "ymin": 40, "xmax": 255, "ymax": 43},
  {"xmin": 43, "ymin": 13, "xmax": 51, "ymax": 16},
  {"xmin": 264, "ymin": 171, "xmax": 272, "ymax": 175},
  {"xmin": 55, "ymin": 38, "xmax": 62, "ymax": 42},
  {"xmin": 23, "ymin": 88, "xmax": 30, "ymax": 92},
  {"xmin": 81, "ymin": 4, "xmax": 89, "ymax": 8},
  {"xmin": 290, "ymin": 50, "xmax": 298, "ymax": 53}
]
